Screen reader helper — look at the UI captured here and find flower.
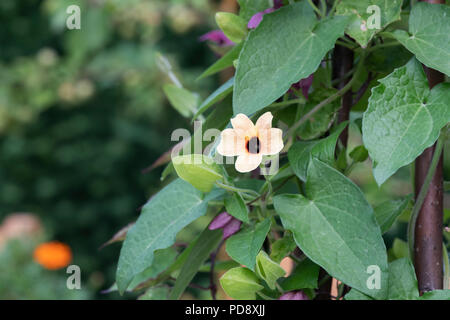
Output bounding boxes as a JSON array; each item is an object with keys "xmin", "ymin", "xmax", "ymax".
[
  {"xmin": 199, "ymin": 30, "xmax": 234, "ymax": 47},
  {"xmin": 33, "ymin": 241, "xmax": 72, "ymax": 270},
  {"xmin": 209, "ymin": 212, "xmax": 242, "ymax": 240},
  {"xmin": 290, "ymin": 74, "xmax": 314, "ymax": 100},
  {"xmin": 248, "ymin": 0, "xmax": 284, "ymax": 29},
  {"xmin": 279, "ymin": 290, "xmax": 309, "ymax": 300},
  {"xmin": 216, "ymin": 112, "xmax": 284, "ymax": 173}
]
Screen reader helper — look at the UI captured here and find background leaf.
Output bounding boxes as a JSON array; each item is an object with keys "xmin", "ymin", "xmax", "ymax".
[
  {"xmin": 224, "ymin": 192, "xmax": 249, "ymax": 223},
  {"xmin": 392, "ymin": 2, "xmax": 450, "ymax": 76},
  {"xmin": 169, "ymin": 228, "xmax": 222, "ymax": 299},
  {"xmin": 362, "ymin": 58, "xmax": 450, "ymax": 185},
  {"xmin": 163, "ymin": 84, "xmax": 198, "ymax": 117},
  {"xmin": 255, "ymin": 251, "xmax": 286, "ymax": 289},
  {"xmin": 219, "ymin": 267, "xmax": 264, "ymax": 300},
  {"xmin": 374, "ymin": 195, "xmax": 412, "ymax": 233},
  {"xmin": 226, "ymin": 218, "xmax": 271, "ymax": 271},
  {"xmin": 387, "ymin": 258, "xmax": 419, "ymax": 300},
  {"xmin": 335, "ymin": 0, "xmax": 403, "ymax": 47},
  {"xmin": 288, "ymin": 122, "xmax": 347, "ymax": 181},
  {"xmin": 280, "ymin": 258, "xmax": 320, "ymax": 291},
  {"xmin": 172, "ymin": 154, "xmax": 223, "ymax": 193},
  {"xmin": 116, "ymin": 179, "xmax": 211, "ymax": 293}
]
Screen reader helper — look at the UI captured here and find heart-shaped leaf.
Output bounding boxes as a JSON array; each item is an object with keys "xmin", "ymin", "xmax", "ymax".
[
  {"xmin": 233, "ymin": 1, "xmax": 350, "ymax": 115},
  {"xmin": 391, "ymin": 2, "xmax": 450, "ymax": 76},
  {"xmin": 274, "ymin": 158, "xmax": 388, "ymax": 299},
  {"xmin": 363, "ymin": 58, "xmax": 450, "ymax": 185},
  {"xmin": 220, "ymin": 267, "xmax": 264, "ymax": 299}
]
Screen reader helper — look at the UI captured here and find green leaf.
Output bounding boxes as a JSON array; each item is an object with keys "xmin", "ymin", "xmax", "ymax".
[
  {"xmin": 374, "ymin": 195, "xmax": 412, "ymax": 233},
  {"xmin": 392, "ymin": 238, "xmax": 409, "ymax": 260},
  {"xmin": 233, "ymin": 1, "xmax": 350, "ymax": 115},
  {"xmin": 219, "ymin": 267, "xmax": 264, "ymax": 300},
  {"xmin": 163, "ymin": 84, "xmax": 198, "ymax": 117},
  {"xmin": 193, "ymin": 77, "xmax": 234, "ymax": 120},
  {"xmin": 138, "ymin": 286, "xmax": 170, "ymax": 300},
  {"xmin": 335, "ymin": 0, "xmax": 403, "ymax": 48},
  {"xmin": 345, "ymin": 289, "xmax": 373, "ymax": 300},
  {"xmin": 391, "ymin": 2, "xmax": 450, "ymax": 76},
  {"xmin": 226, "ymin": 219, "xmax": 271, "ymax": 271},
  {"xmin": 363, "ymin": 58, "xmax": 450, "ymax": 185},
  {"xmin": 280, "ymin": 258, "xmax": 320, "ymax": 291},
  {"xmin": 349, "ymin": 145, "xmax": 369, "ymax": 163},
  {"xmin": 296, "ymin": 88, "xmax": 341, "ymax": 140},
  {"xmin": 288, "ymin": 122, "xmax": 347, "ymax": 181},
  {"xmin": 273, "ymin": 159, "xmax": 388, "ymax": 299},
  {"xmin": 116, "ymin": 179, "xmax": 211, "ymax": 293},
  {"xmin": 388, "ymin": 258, "xmax": 419, "ymax": 300},
  {"xmin": 172, "ymin": 154, "xmax": 223, "ymax": 193},
  {"xmin": 169, "ymin": 228, "xmax": 222, "ymax": 299},
  {"xmin": 255, "ymin": 251, "xmax": 286, "ymax": 289},
  {"xmin": 238, "ymin": 0, "xmax": 271, "ymax": 20},
  {"xmin": 270, "ymin": 232, "xmax": 297, "ymax": 263},
  {"xmin": 420, "ymin": 290, "xmax": 450, "ymax": 300},
  {"xmin": 198, "ymin": 42, "xmax": 243, "ymax": 80},
  {"xmin": 224, "ymin": 192, "xmax": 249, "ymax": 223},
  {"xmin": 216, "ymin": 12, "xmax": 248, "ymax": 44}
]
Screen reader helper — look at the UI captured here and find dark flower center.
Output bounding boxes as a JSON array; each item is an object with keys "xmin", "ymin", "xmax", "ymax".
[{"xmin": 246, "ymin": 137, "xmax": 260, "ymax": 154}]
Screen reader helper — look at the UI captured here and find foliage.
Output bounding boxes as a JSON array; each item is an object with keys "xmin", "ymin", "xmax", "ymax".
[{"xmin": 119, "ymin": 0, "xmax": 450, "ymax": 300}]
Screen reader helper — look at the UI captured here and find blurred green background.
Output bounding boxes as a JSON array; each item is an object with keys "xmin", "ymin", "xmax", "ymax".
[{"xmin": 0, "ymin": 0, "xmax": 227, "ymax": 299}]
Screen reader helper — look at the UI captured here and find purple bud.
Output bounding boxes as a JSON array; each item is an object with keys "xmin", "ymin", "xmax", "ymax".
[
  {"xmin": 291, "ymin": 74, "xmax": 314, "ymax": 100},
  {"xmin": 247, "ymin": 8, "xmax": 275, "ymax": 29},
  {"xmin": 222, "ymin": 218, "xmax": 242, "ymax": 240},
  {"xmin": 279, "ymin": 291, "xmax": 309, "ymax": 300},
  {"xmin": 199, "ymin": 30, "xmax": 234, "ymax": 47},
  {"xmin": 209, "ymin": 212, "xmax": 233, "ymax": 230},
  {"xmin": 273, "ymin": 0, "xmax": 284, "ymax": 9}
]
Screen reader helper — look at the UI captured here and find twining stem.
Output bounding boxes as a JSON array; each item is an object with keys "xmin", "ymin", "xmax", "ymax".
[
  {"xmin": 269, "ymin": 98, "xmax": 305, "ymax": 108},
  {"xmin": 328, "ymin": 0, "xmax": 341, "ymax": 16},
  {"xmin": 285, "ymin": 51, "xmax": 367, "ymax": 138},
  {"xmin": 407, "ymin": 133, "xmax": 445, "ymax": 259},
  {"xmin": 363, "ymin": 41, "xmax": 402, "ymax": 53},
  {"xmin": 307, "ymin": 0, "xmax": 324, "ymax": 17},
  {"xmin": 215, "ymin": 181, "xmax": 260, "ymax": 198}
]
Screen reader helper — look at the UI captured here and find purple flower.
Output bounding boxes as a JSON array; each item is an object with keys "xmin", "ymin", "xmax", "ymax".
[
  {"xmin": 248, "ymin": 8, "xmax": 275, "ymax": 29},
  {"xmin": 248, "ymin": 0, "xmax": 284, "ymax": 29},
  {"xmin": 199, "ymin": 30, "xmax": 234, "ymax": 47},
  {"xmin": 209, "ymin": 212, "xmax": 242, "ymax": 240},
  {"xmin": 290, "ymin": 74, "xmax": 314, "ymax": 100},
  {"xmin": 279, "ymin": 291, "xmax": 309, "ymax": 300}
]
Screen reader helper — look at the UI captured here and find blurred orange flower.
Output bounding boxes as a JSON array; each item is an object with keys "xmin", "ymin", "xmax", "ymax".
[{"xmin": 33, "ymin": 241, "xmax": 72, "ymax": 270}]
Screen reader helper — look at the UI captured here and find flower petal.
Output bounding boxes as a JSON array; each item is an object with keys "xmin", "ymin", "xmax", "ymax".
[
  {"xmin": 199, "ymin": 30, "xmax": 234, "ymax": 47},
  {"xmin": 222, "ymin": 218, "xmax": 242, "ymax": 239},
  {"xmin": 259, "ymin": 128, "xmax": 284, "ymax": 155},
  {"xmin": 231, "ymin": 113, "xmax": 256, "ymax": 133},
  {"xmin": 255, "ymin": 111, "xmax": 273, "ymax": 131},
  {"xmin": 209, "ymin": 212, "xmax": 233, "ymax": 230},
  {"xmin": 235, "ymin": 153, "xmax": 262, "ymax": 173},
  {"xmin": 279, "ymin": 291, "xmax": 309, "ymax": 300},
  {"xmin": 216, "ymin": 128, "xmax": 245, "ymax": 156}
]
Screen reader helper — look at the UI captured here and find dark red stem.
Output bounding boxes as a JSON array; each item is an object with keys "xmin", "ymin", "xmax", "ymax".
[{"xmin": 414, "ymin": 0, "xmax": 445, "ymax": 294}]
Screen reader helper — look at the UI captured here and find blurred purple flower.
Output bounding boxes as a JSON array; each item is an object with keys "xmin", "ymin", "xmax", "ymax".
[
  {"xmin": 290, "ymin": 74, "xmax": 314, "ymax": 100},
  {"xmin": 248, "ymin": 0, "xmax": 284, "ymax": 29},
  {"xmin": 209, "ymin": 212, "xmax": 242, "ymax": 240},
  {"xmin": 199, "ymin": 30, "xmax": 234, "ymax": 47},
  {"xmin": 279, "ymin": 291, "xmax": 309, "ymax": 300}
]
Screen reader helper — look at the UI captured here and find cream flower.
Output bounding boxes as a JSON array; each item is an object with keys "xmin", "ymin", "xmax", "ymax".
[{"xmin": 216, "ymin": 112, "xmax": 284, "ymax": 173}]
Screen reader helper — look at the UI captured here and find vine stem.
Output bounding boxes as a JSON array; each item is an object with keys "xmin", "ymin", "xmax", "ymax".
[
  {"xmin": 285, "ymin": 50, "xmax": 367, "ymax": 138},
  {"xmin": 407, "ymin": 132, "xmax": 445, "ymax": 259},
  {"xmin": 307, "ymin": 0, "xmax": 324, "ymax": 17}
]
